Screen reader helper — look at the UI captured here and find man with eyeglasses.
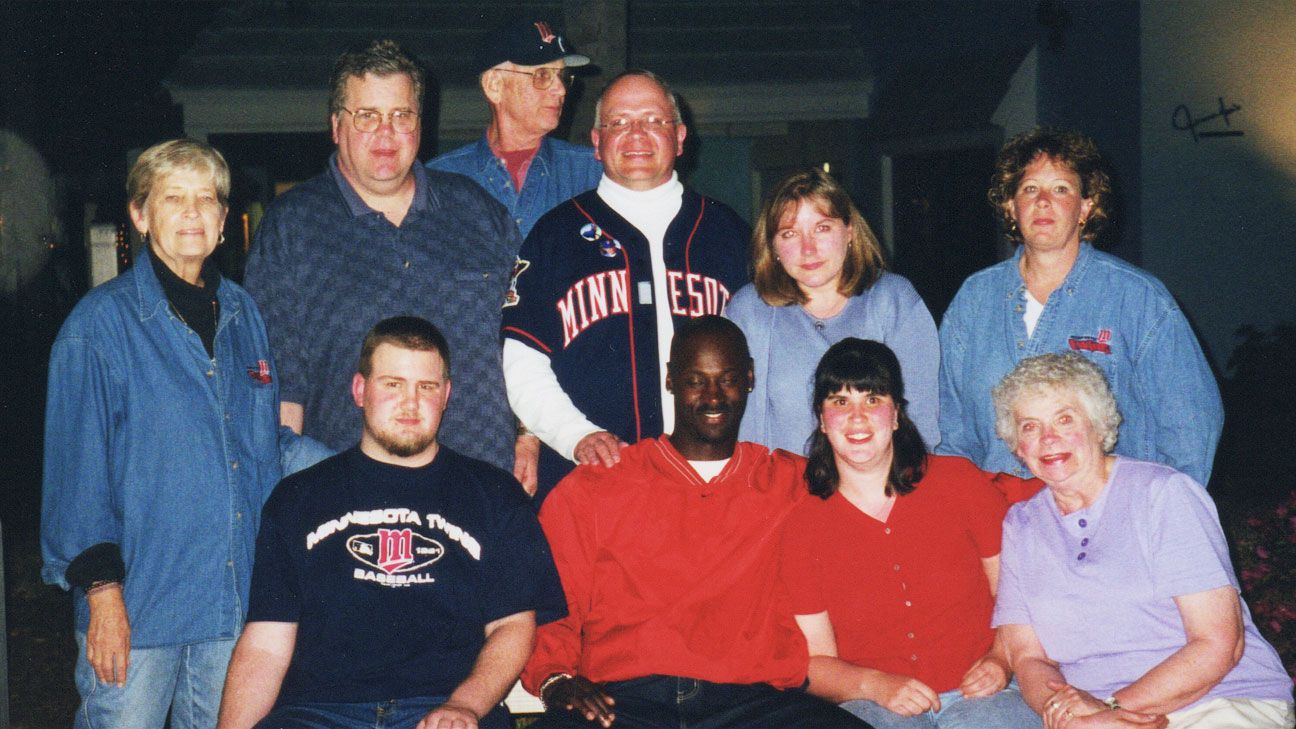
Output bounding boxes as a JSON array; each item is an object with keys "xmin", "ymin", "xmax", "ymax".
[
  {"xmin": 501, "ymin": 70, "xmax": 750, "ymax": 503},
  {"xmin": 245, "ymin": 40, "xmax": 525, "ymax": 483},
  {"xmin": 429, "ymin": 18, "xmax": 602, "ymax": 241}
]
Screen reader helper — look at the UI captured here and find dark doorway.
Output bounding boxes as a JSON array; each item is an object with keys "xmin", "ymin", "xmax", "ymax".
[
  {"xmin": 206, "ymin": 132, "xmax": 333, "ymax": 281},
  {"xmin": 210, "ymin": 131, "xmax": 334, "ymax": 199},
  {"xmin": 889, "ymin": 146, "xmax": 1000, "ymax": 323}
]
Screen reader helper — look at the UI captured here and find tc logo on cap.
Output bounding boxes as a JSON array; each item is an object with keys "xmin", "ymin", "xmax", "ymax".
[{"xmin": 534, "ymin": 21, "xmax": 556, "ymax": 43}]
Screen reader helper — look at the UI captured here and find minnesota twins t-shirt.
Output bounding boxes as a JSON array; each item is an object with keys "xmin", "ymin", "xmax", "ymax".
[{"xmin": 247, "ymin": 446, "xmax": 566, "ymax": 704}]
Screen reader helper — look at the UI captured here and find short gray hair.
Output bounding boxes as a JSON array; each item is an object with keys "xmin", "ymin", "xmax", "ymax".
[
  {"xmin": 991, "ymin": 352, "xmax": 1122, "ymax": 454},
  {"xmin": 594, "ymin": 69, "xmax": 683, "ymax": 126},
  {"xmin": 127, "ymin": 139, "xmax": 230, "ymax": 213}
]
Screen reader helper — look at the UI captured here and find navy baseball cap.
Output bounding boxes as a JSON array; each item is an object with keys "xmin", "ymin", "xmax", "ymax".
[{"xmin": 476, "ymin": 18, "xmax": 590, "ymax": 73}]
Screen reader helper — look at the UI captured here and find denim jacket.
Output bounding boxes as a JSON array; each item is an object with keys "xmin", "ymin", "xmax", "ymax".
[
  {"xmin": 937, "ymin": 243, "xmax": 1223, "ymax": 485},
  {"xmin": 40, "ymin": 248, "xmax": 325, "ymax": 647},
  {"xmin": 428, "ymin": 135, "xmax": 603, "ymax": 239}
]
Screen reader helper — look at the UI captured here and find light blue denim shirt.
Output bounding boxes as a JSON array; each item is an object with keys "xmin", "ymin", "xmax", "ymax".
[
  {"xmin": 726, "ymin": 272, "xmax": 941, "ymax": 453},
  {"xmin": 937, "ymin": 243, "xmax": 1223, "ymax": 485},
  {"xmin": 428, "ymin": 135, "xmax": 602, "ymax": 239},
  {"xmin": 41, "ymin": 248, "xmax": 327, "ymax": 647}
]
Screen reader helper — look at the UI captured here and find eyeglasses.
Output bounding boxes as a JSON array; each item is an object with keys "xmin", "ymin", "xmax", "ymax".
[
  {"xmin": 495, "ymin": 67, "xmax": 576, "ymax": 90},
  {"xmin": 597, "ymin": 115, "xmax": 676, "ymax": 134},
  {"xmin": 340, "ymin": 107, "xmax": 419, "ymax": 134}
]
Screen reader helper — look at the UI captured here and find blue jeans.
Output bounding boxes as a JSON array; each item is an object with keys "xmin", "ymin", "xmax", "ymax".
[
  {"xmin": 255, "ymin": 699, "xmax": 511, "ymax": 729},
  {"xmin": 73, "ymin": 634, "xmax": 235, "ymax": 729},
  {"xmin": 840, "ymin": 681, "xmax": 1041, "ymax": 729},
  {"xmin": 530, "ymin": 675, "xmax": 868, "ymax": 728}
]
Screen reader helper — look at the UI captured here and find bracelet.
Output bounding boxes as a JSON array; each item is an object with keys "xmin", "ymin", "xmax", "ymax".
[
  {"xmin": 1104, "ymin": 696, "xmax": 1122, "ymax": 711},
  {"xmin": 86, "ymin": 580, "xmax": 121, "ymax": 596},
  {"xmin": 538, "ymin": 672, "xmax": 573, "ymax": 709}
]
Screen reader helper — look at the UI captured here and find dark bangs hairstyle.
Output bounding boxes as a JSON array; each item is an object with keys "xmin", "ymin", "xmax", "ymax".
[{"xmin": 805, "ymin": 338, "xmax": 927, "ymax": 499}]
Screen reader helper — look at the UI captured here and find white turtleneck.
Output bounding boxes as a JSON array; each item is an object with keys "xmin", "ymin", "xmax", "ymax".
[
  {"xmin": 597, "ymin": 172, "xmax": 684, "ymax": 435},
  {"xmin": 502, "ymin": 173, "xmax": 685, "ymax": 462}
]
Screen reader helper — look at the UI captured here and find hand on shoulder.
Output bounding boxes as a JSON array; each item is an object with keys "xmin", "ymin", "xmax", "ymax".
[{"xmin": 573, "ymin": 431, "xmax": 627, "ymax": 468}]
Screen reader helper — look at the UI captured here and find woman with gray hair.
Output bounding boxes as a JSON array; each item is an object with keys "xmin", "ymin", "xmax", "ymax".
[
  {"xmin": 989, "ymin": 352, "xmax": 1292, "ymax": 729},
  {"xmin": 41, "ymin": 138, "xmax": 327, "ymax": 727}
]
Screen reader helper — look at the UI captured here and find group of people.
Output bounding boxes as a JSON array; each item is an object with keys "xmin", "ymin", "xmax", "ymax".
[{"xmin": 40, "ymin": 15, "xmax": 1292, "ymax": 729}]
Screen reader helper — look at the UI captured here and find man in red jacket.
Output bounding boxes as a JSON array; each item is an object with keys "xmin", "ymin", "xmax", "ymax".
[{"xmin": 521, "ymin": 316, "xmax": 869, "ymax": 728}]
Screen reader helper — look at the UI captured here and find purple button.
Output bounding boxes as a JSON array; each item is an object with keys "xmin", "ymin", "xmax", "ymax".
[
  {"xmin": 1081, "ymin": 538, "xmax": 1089, "ymax": 546},
  {"xmin": 1078, "ymin": 518, "xmax": 1088, "ymax": 528},
  {"xmin": 1077, "ymin": 552, "xmax": 1087, "ymax": 560}
]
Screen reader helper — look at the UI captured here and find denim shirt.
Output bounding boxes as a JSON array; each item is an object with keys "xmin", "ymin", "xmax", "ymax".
[
  {"xmin": 41, "ymin": 249, "xmax": 297, "ymax": 647},
  {"xmin": 428, "ymin": 135, "xmax": 603, "ymax": 239},
  {"xmin": 937, "ymin": 243, "xmax": 1223, "ymax": 485}
]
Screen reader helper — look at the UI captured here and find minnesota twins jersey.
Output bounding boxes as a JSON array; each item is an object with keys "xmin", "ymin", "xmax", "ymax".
[
  {"xmin": 246, "ymin": 447, "xmax": 565, "ymax": 704},
  {"xmin": 502, "ymin": 188, "xmax": 750, "ymax": 500}
]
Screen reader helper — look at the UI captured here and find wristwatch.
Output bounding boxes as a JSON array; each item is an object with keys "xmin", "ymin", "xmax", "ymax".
[{"xmin": 539, "ymin": 672, "xmax": 573, "ymax": 709}]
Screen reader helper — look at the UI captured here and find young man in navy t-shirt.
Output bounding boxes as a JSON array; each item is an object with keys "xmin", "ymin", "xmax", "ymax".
[{"xmin": 218, "ymin": 316, "xmax": 565, "ymax": 729}]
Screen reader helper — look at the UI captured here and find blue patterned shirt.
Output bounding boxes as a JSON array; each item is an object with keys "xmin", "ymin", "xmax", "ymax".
[{"xmin": 245, "ymin": 156, "xmax": 521, "ymax": 471}]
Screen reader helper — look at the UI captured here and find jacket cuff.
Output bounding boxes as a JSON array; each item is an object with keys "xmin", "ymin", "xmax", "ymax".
[
  {"xmin": 64, "ymin": 542, "xmax": 125, "ymax": 590},
  {"xmin": 521, "ymin": 658, "xmax": 576, "ymax": 696}
]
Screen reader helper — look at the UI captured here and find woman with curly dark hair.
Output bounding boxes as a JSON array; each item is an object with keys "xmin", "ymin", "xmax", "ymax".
[
  {"xmin": 937, "ymin": 127, "xmax": 1222, "ymax": 486},
  {"xmin": 780, "ymin": 338, "xmax": 1042, "ymax": 729}
]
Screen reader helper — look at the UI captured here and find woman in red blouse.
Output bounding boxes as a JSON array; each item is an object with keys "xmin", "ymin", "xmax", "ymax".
[{"xmin": 780, "ymin": 338, "xmax": 1042, "ymax": 729}]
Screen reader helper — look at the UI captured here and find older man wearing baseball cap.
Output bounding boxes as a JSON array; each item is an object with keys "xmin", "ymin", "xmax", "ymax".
[{"xmin": 429, "ymin": 18, "xmax": 602, "ymax": 240}]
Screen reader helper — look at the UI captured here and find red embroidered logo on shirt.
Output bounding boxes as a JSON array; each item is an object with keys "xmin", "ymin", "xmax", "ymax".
[
  {"xmin": 247, "ymin": 360, "xmax": 272, "ymax": 384},
  {"xmin": 1068, "ymin": 328, "xmax": 1112, "ymax": 354}
]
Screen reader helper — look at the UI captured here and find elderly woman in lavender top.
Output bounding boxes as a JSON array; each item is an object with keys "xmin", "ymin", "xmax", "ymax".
[
  {"xmin": 725, "ymin": 169, "xmax": 939, "ymax": 454},
  {"xmin": 990, "ymin": 352, "xmax": 1293, "ymax": 729}
]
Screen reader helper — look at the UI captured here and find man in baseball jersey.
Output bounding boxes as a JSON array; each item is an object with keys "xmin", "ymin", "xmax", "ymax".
[
  {"xmin": 520, "ymin": 316, "xmax": 869, "ymax": 728},
  {"xmin": 217, "ymin": 316, "xmax": 565, "ymax": 729},
  {"xmin": 502, "ymin": 70, "xmax": 750, "ymax": 503}
]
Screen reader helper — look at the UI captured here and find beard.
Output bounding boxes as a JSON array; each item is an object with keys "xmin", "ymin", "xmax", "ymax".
[{"xmin": 364, "ymin": 421, "xmax": 437, "ymax": 459}]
